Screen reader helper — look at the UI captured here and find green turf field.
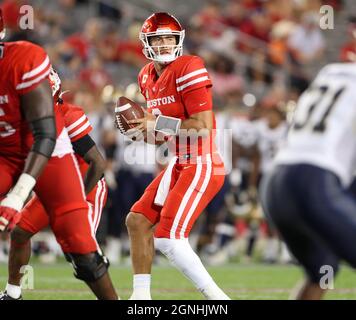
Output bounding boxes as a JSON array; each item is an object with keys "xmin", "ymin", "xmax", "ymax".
[{"xmin": 1, "ymin": 262, "xmax": 356, "ymax": 300}]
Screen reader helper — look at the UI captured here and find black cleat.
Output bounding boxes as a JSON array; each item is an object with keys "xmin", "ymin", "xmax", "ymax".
[{"xmin": 0, "ymin": 291, "xmax": 22, "ymax": 300}]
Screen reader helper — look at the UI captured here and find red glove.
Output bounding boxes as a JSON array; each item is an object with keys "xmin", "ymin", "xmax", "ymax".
[{"xmin": 0, "ymin": 206, "xmax": 22, "ymax": 232}]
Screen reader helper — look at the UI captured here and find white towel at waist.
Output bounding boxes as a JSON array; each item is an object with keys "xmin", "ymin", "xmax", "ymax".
[{"xmin": 154, "ymin": 156, "xmax": 178, "ymax": 206}]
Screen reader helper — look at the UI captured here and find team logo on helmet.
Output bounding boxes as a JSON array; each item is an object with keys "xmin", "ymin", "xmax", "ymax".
[{"xmin": 48, "ymin": 67, "xmax": 62, "ymax": 101}]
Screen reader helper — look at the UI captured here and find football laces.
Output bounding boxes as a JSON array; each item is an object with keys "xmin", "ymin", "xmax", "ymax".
[{"xmin": 115, "ymin": 114, "xmax": 126, "ymax": 134}]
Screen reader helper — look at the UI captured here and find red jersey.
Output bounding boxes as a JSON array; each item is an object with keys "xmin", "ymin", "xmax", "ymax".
[
  {"xmin": 60, "ymin": 102, "xmax": 92, "ymax": 177},
  {"xmin": 138, "ymin": 55, "xmax": 217, "ymax": 158},
  {"xmin": 0, "ymin": 41, "xmax": 68, "ymax": 160}
]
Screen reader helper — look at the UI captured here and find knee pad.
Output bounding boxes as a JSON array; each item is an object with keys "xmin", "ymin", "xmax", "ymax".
[{"xmin": 65, "ymin": 251, "xmax": 109, "ymax": 282}]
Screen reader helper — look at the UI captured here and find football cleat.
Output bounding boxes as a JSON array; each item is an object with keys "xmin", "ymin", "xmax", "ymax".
[{"xmin": 0, "ymin": 291, "xmax": 22, "ymax": 300}]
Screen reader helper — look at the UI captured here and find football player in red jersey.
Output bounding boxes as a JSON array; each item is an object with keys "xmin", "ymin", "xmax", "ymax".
[
  {"xmin": 122, "ymin": 12, "xmax": 230, "ymax": 300},
  {"xmin": 0, "ymin": 10, "xmax": 117, "ymax": 300},
  {"xmin": 1, "ymin": 68, "xmax": 111, "ymax": 300}
]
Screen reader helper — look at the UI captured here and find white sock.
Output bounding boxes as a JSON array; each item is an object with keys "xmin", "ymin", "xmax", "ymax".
[
  {"xmin": 264, "ymin": 238, "xmax": 279, "ymax": 261},
  {"xmin": 0, "ymin": 239, "xmax": 8, "ymax": 255},
  {"xmin": 105, "ymin": 237, "xmax": 122, "ymax": 264},
  {"xmin": 280, "ymin": 241, "xmax": 293, "ymax": 263},
  {"xmin": 0, "ymin": 242, "xmax": 7, "ymax": 262},
  {"xmin": 5, "ymin": 283, "xmax": 21, "ymax": 299},
  {"xmin": 130, "ymin": 274, "xmax": 151, "ymax": 300},
  {"xmin": 154, "ymin": 237, "xmax": 230, "ymax": 300}
]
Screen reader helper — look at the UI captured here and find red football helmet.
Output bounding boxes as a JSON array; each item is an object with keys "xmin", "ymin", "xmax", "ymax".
[
  {"xmin": 48, "ymin": 67, "xmax": 62, "ymax": 102},
  {"xmin": 0, "ymin": 9, "xmax": 5, "ymax": 40},
  {"xmin": 139, "ymin": 12, "xmax": 185, "ymax": 64}
]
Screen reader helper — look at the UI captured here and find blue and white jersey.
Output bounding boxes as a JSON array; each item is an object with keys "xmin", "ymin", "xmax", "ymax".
[{"xmin": 275, "ymin": 63, "xmax": 356, "ymax": 187}]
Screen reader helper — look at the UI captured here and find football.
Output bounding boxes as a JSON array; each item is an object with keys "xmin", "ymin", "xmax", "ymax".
[{"xmin": 114, "ymin": 96, "xmax": 144, "ymax": 135}]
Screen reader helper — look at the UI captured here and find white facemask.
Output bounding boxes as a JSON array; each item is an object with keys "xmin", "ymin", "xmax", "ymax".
[{"xmin": 140, "ymin": 29, "xmax": 185, "ymax": 64}]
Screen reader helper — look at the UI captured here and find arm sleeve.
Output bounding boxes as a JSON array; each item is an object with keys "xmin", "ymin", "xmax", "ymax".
[
  {"xmin": 176, "ymin": 56, "xmax": 212, "ymax": 95},
  {"xmin": 72, "ymin": 134, "xmax": 96, "ymax": 158},
  {"xmin": 13, "ymin": 42, "xmax": 52, "ymax": 95},
  {"xmin": 181, "ymin": 86, "xmax": 213, "ymax": 116}
]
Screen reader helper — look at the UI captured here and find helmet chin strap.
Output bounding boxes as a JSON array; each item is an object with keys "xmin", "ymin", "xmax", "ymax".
[
  {"xmin": 145, "ymin": 44, "xmax": 182, "ymax": 63},
  {"xmin": 155, "ymin": 53, "xmax": 176, "ymax": 64}
]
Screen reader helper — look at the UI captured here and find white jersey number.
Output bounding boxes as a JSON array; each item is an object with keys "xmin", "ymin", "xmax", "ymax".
[
  {"xmin": 0, "ymin": 121, "xmax": 16, "ymax": 138},
  {"xmin": 0, "ymin": 108, "xmax": 16, "ymax": 138},
  {"xmin": 293, "ymin": 85, "xmax": 345, "ymax": 133}
]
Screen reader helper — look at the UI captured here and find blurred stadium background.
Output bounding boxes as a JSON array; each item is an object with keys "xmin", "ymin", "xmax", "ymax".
[{"xmin": 1, "ymin": 0, "xmax": 356, "ymax": 299}]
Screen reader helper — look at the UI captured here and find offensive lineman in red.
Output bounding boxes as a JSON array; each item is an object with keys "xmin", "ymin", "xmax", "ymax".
[
  {"xmin": 0, "ymin": 10, "xmax": 117, "ymax": 299},
  {"xmin": 1, "ymin": 68, "xmax": 109, "ymax": 299},
  {"xmin": 123, "ymin": 12, "xmax": 230, "ymax": 300}
]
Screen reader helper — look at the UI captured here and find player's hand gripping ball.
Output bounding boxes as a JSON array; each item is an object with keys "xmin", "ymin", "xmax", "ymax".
[{"xmin": 114, "ymin": 96, "xmax": 145, "ymax": 141}]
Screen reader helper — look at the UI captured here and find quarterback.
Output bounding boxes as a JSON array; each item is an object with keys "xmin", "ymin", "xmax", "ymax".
[{"xmin": 123, "ymin": 12, "xmax": 230, "ymax": 300}]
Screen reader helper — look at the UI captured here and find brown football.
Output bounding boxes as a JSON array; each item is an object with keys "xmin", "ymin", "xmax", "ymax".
[{"xmin": 114, "ymin": 96, "xmax": 144, "ymax": 134}]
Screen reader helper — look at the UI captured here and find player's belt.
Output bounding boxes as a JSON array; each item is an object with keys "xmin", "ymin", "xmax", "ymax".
[{"xmin": 177, "ymin": 153, "xmax": 192, "ymax": 164}]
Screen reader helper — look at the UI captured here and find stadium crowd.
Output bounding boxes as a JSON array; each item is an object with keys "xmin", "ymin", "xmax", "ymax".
[{"xmin": 0, "ymin": 0, "xmax": 351, "ymax": 266}]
